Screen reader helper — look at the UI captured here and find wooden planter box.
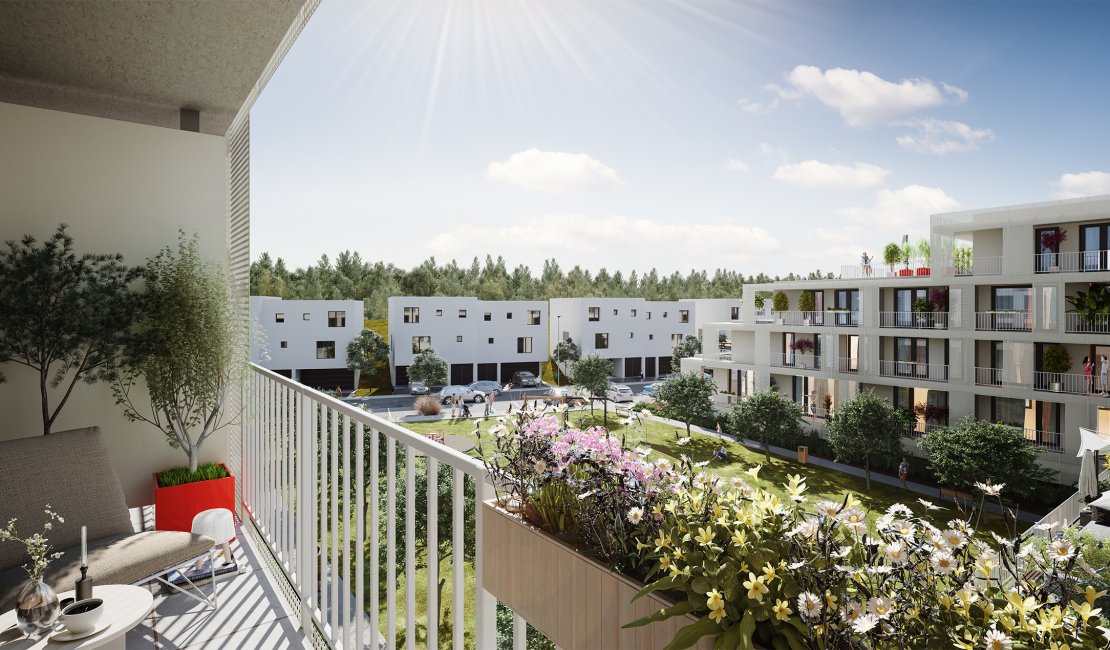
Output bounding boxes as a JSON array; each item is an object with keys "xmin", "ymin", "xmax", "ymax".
[
  {"xmin": 153, "ymin": 463, "xmax": 235, "ymax": 532},
  {"xmin": 481, "ymin": 500, "xmax": 712, "ymax": 650}
]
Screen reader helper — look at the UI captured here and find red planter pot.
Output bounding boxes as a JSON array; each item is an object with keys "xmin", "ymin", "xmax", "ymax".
[
  {"xmin": 898, "ymin": 269, "xmax": 914, "ymax": 277},
  {"xmin": 916, "ymin": 267, "xmax": 931, "ymax": 276},
  {"xmin": 153, "ymin": 464, "xmax": 235, "ymax": 532}
]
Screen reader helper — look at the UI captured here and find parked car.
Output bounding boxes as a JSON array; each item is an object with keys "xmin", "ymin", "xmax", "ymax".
[
  {"xmin": 607, "ymin": 384, "xmax": 635, "ymax": 403},
  {"xmin": 468, "ymin": 380, "xmax": 502, "ymax": 396},
  {"xmin": 409, "ymin": 381, "xmax": 429, "ymax": 395},
  {"xmin": 544, "ymin": 386, "xmax": 588, "ymax": 407},
  {"xmin": 511, "ymin": 370, "xmax": 539, "ymax": 388},
  {"xmin": 438, "ymin": 385, "xmax": 484, "ymax": 404},
  {"xmin": 642, "ymin": 383, "xmax": 661, "ymax": 397}
]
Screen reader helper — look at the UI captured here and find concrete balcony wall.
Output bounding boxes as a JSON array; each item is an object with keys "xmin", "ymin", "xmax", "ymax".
[{"xmin": 0, "ymin": 102, "xmax": 228, "ymax": 506}]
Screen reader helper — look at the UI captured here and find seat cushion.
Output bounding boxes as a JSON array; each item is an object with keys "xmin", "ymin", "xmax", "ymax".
[
  {"xmin": 0, "ymin": 531, "xmax": 213, "ymax": 611},
  {"xmin": 0, "ymin": 427, "xmax": 135, "ymax": 573}
]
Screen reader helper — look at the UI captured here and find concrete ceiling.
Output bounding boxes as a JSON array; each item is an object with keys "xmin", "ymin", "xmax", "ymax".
[{"xmin": 0, "ymin": 0, "xmax": 307, "ymax": 135}]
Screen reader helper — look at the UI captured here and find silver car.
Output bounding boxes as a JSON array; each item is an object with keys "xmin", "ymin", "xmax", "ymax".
[
  {"xmin": 409, "ymin": 381, "xmax": 429, "ymax": 395},
  {"xmin": 438, "ymin": 385, "xmax": 484, "ymax": 404}
]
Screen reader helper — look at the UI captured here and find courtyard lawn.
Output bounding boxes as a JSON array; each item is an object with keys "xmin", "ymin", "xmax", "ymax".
[{"xmin": 402, "ymin": 411, "xmax": 1017, "ymax": 536}]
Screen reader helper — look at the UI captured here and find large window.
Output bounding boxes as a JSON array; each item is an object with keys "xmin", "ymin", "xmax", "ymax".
[
  {"xmin": 327, "ymin": 310, "xmax": 346, "ymax": 327},
  {"xmin": 1036, "ymin": 226, "xmax": 1063, "ymax": 273},
  {"xmin": 992, "ymin": 286, "xmax": 1031, "ymax": 311},
  {"xmin": 671, "ymin": 333, "xmax": 683, "ymax": 346},
  {"xmin": 1081, "ymin": 223, "xmax": 1110, "ymax": 271},
  {"xmin": 990, "ymin": 396, "xmax": 1027, "ymax": 428},
  {"xmin": 404, "ymin": 307, "xmax": 420, "ymax": 323},
  {"xmin": 527, "ymin": 310, "xmax": 541, "ymax": 325},
  {"xmin": 316, "ymin": 340, "xmax": 336, "ymax": 359},
  {"xmin": 517, "ymin": 337, "xmax": 532, "ymax": 353},
  {"xmin": 588, "ymin": 307, "xmax": 600, "ymax": 321},
  {"xmin": 894, "ymin": 337, "xmax": 928, "ymax": 377},
  {"xmin": 679, "ymin": 310, "xmax": 689, "ymax": 323},
  {"xmin": 595, "ymin": 333, "xmax": 609, "ymax": 349},
  {"xmin": 730, "ymin": 306, "xmax": 739, "ymax": 320},
  {"xmin": 411, "ymin": 336, "xmax": 431, "ymax": 353}
]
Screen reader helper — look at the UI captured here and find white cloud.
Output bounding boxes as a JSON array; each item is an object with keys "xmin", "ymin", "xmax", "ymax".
[
  {"xmin": 1051, "ymin": 171, "xmax": 1110, "ymax": 199},
  {"xmin": 738, "ymin": 98, "xmax": 775, "ymax": 114},
  {"xmin": 722, "ymin": 158, "xmax": 750, "ymax": 173},
  {"xmin": 895, "ymin": 118, "xmax": 994, "ymax": 155},
  {"xmin": 427, "ymin": 214, "xmax": 780, "ymax": 268},
  {"xmin": 759, "ymin": 142, "xmax": 789, "ymax": 162},
  {"xmin": 838, "ymin": 185, "xmax": 961, "ymax": 229},
  {"xmin": 486, "ymin": 148, "xmax": 622, "ymax": 192},
  {"xmin": 769, "ymin": 65, "xmax": 967, "ymax": 128},
  {"xmin": 772, "ymin": 160, "xmax": 890, "ymax": 190}
]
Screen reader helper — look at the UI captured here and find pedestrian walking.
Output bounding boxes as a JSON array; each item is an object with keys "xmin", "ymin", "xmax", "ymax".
[
  {"xmin": 898, "ymin": 457, "xmax": 909, "ymax": 488},
  {"xmin": 485, "ymin": 391, "xmax": 495, "ymax": 417},
  {"xmin": 1101, "ymin": 355, "xmax": 1108, "ymax": 397},
  {"xmin": 639, "ymin": 370, "xmax": 644, "ymax": 383},
  {"xmin": 1084, "ymin": 356, "xmax": 1093, "ymax": 394},
  {"xmin": 450, "ymin": 394, "xmax": 459, "ymax": 418}
]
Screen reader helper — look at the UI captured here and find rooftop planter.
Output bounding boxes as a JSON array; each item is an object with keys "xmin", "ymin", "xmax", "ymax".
[{"xmin": 154, "ymin": 463, "xmax": 235, "ymax": 532}]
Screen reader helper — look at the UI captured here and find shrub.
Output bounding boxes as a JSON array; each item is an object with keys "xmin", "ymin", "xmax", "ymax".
[
  {"xmin": 771, "ymin": 290, "xmax": 789, "ymax": 312},
  {"xmin": 1043, "ymin": 343, "xmax": 1073, "ymax": 374},
  {"xmin": 798, "ymin": 291, "xmax": 816, "ymax": 312},
  {"xmin": 414, "ymin": 395, "xmax": 441, "ymax": 416},
  {"xmin": 882, "ymin": 242, "xmax": 902, "ymax": 270}
]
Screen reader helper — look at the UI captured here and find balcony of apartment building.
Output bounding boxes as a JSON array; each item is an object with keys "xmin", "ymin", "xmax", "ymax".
[
  {"xmin": 975, "ymin": 285, "xmax": 1033, "ymax": 332},
  {"xmin": 973, "ymin": 339, "xmax": 1034, "ymax": 390},
  {"xmin": 1032, "ymin": 223, "xmax": 1110, "ymax": 275},
  {"xmin": 975, "ymin": 395, "xmax": 1064, "ymax": 453},
  {"xmin": 878, "ymin": 336, "xmax": 950, "ymax": 383},
  {"xmin": 878, "ymin": 286, "xmax": 952, "ymax": 331},
  {"xmin": 1063, "ymin": 281, "xmax": 1110, "ymax": 335},
  {"xmin": 1031, "ymin": 341, "xmax": 1110, "ymax": 397},
  {"xmin": 761, "ymin": 287, "xmax": 860, "ymax": 328},
  {"xmin": 836, "ymin": 333, "xmax": 862, "ymax": 375},
  {"xmin": 769, "ymin": 332, "xmax": 822, "ymax": 370}
]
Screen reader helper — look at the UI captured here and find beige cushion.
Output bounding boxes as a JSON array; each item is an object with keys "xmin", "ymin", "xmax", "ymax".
[
  {"xmin": 0, "ymin": 530, "xmax": 214, "ymax": 611},
  {"xmin": 0, "ymin": 427, "xmax": 135, "ymax": 573}
]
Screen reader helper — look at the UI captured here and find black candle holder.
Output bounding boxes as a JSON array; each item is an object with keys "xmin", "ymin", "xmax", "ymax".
[{"xmin": 75, "ymin": 565, "xmax": 92, "ymax": 601}]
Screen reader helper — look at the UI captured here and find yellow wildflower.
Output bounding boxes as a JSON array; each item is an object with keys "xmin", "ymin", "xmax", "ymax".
[
  {"xmin": 743, "ymin": 572, "xmax": 769, "ymax": 603},
  {"xmin": 695, "ymin": 527, "xmax": 715, "ymax": 546},
  {"xmin": 772, "ymin": 599, "xmax": 792, "ymax": 621},
  {"xmin": 1085, "ymin": 585, "xmax": 1107, "ymax": 607},
  {"xmin": 760, "ymin": 563, "xmax": 776, "ymax": 583},
  {"xmin": 1072, "ymin": 600, "xmax": 1101, "ymax": 628}
]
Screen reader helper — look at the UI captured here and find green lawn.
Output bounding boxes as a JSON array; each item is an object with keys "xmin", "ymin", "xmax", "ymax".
[{"xmin": 403, "ymin": 412, "xmax": 1016, "ymax": 536}]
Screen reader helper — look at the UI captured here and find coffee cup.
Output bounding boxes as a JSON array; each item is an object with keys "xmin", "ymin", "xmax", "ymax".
[{"xmin": 59, "ymin": 598, "xmax": 103, "ymax": 634}]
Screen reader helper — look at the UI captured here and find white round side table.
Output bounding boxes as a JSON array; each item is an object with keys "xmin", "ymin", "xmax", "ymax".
[{"xmin": 0, "ymin": 583, "xmax": 153, "ymax": 649}]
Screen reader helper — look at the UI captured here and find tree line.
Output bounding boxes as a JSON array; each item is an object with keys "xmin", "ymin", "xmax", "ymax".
[{"xmin": 250, "ymin": 251, "xmax": 835, "ymax": 319}]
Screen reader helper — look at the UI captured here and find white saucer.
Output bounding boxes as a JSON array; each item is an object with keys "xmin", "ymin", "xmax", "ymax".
[{"xmin": 49, "ymin": 620, "xmax": 110, "ymax": 642}]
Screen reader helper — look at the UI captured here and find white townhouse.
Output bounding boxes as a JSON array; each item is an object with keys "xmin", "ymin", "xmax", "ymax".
[
  {"xmin": 549, "ymin": 297, "xmax": 699, "ymax": 380},
  {"xmin": 250, "ymin": 296, "xmax": 365, "ymax": 389},
  {"xmin": 683, "ymin": 194, "xmax": 1110, "ymax": 483},
  {"xmin": 387, "ymin": 297, "xmax": 549, "ymax": 386}
]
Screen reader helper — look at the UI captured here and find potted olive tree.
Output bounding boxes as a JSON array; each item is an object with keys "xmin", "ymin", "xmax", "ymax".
[
  {"xmin": 771, "ymin": 291, "xmax": 789, "ymax": 324},
  {"xmin": 915, "ymin": 238, "xmax": 931, "ymax": 276},
  {"xmin": 882, "ymin": 242, "xmax": 901, "ymax": 275},
  {"xmin": 114, "ymin": 232, "xmax": 243, "ymax": 532},
  {"xmin": 798, "ymin": 291, "xmax": 816, "ymax": 325},
  {"xmin": 1042, "ymin": 344, "xmax": 1072, "ymax": 393}
]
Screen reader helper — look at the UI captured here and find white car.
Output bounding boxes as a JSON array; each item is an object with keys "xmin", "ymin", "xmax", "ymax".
[{"xmin": 607, "ymin": 384, "xmax": 634, "ymax": 403}]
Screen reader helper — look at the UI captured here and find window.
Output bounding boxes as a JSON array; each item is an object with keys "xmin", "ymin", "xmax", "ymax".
[
  {"xmin": 649, "ymin": 334, "xmax": 654, "ymax": 340},
  {"xmin": 646, "ymin": 312, "xmax": 652, "ymax": 320},
  {"xmin": 459, "ymin": 309, "xmax": 467, "ymax": 318},
  {"xmin": 730, "ymin": 307, "xmax": 739, "ymax": 320},
  {"xmin": 506, "ymin": 312, "xmax": 512, "ymax": 319},
  {"xmin": 436, "ymin": 309, "xmax": 443, "ymax": 316},
  {"xmin": 679, "ymin": 310, "xmax": 689, "ymax": 323},
  {"xmin": 595, "ymin": 333, "xmax": 609, "ymax": 349},
  {"xmin": 327, "ymin": 310, "xmax": 346, "ymax": 327},
  {"xmin": 316, "ymin": 340, "xmax": 336, "ymax": 359},
  {"xmin": 456, "ymin": 335, "xmax": 463, "ymax": 342},
  {"xmin": 404, "ymin": 307, "xmax": 420, "ymax": 323},
  {"xmin": 275, "ymin": 313, "xmax": 285, "ymax": 323},
  {"xmin": 488, "ymin": 338, "xmax": 494, "ymax": 344},
  {"xmin": 630, "ymin": 332, "xmax": 634, "ymax": 338},
  {"xmin": 631, "ymin": 309, "xmax": 637, "ymax": 317},
  {"xmin": 411, "ymin": 336, "xmax": 431, "ymax": 353},
  {"xmin": 527, "ymin": 310, "xmax": 541, "ymax": 325},
  {"xmin": 672, "ymin": 334, "xmax": 684, "ymax": 346},
  {"xmin": 303, "ymin": 313, "xmax": 311, "ymax": 321},
  {"xmin": 588, "ymin": 307, "xmax": 600, "ymax": 321},
  {"xmin": 280, "ymin": 341, "xmax": 287, "ymax": 349},
  {"xmin": 484, "ymin": 313, "xmax": 491, "ymax": 321},
  {"xmin": 517, "ymin": 337, "xmax": 533, "ymax": 353},
  {"xmin": 663, "ymin": 311, "xmax": 668, "ymax": 318},
  {"xmin": 613, "ymin": 309, "xmax": 618, "ymax": 316}
]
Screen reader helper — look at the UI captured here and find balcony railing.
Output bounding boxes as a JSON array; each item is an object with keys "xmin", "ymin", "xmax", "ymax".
[
  {"xmin": 1021, "ymin": 428, "xmax": 1063, "ymax": 453},
  {"xmin": 904, "ymin": 422, "xmax": 944, "ymax": 439},
  {"xmin": 975, "ymin": 310, "xmax": 1032, "ymax": 332},
  {"xmin": 840, "ymin": 264, "xmax": 932, "ymax": 279},
  {"xmin": 245, "ymin": 363, "xmax": 520, "ymax": 650},
  {"xmin": 1033, "ymin": 370, "xmax": 1099, "ymax": 395},
  {"xmin": 974, "ymin": 366, "xmax": 1030, "ymax": 388},
  {"xmin": 838, "ymin": 357, "xmax": 860, "ymax": 373},
  {"xmin": 764, "ymin": 310, "xmax": 859, "ymax": 327},
  {"xmin": 878, "ymin": 311, "xmax": 949, "ymax": 329},
  {"xmin": 1035, "ymin": 249, "xmax": 1110, "ymax": 273},
  {"xmin": 771, "ymin": 352, "xmax": 820, "ymax": 369},
  {"xmin": 941, "ymin": 255, "xmax": 1003, "ymax": 277},
  {"xmin": 878, "ymin": 359, "xmax": 949, "ymax": 382},
  {"xmin": 1065, "ymin": 312, "xmax": 1110, "ymax": 334}
]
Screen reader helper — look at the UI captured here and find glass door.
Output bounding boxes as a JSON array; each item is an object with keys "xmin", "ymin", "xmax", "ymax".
[
  {"xmin": 1082, "ymin": 224, "xmax": 1109, "ymax": 271},
  {"xmin": 1036, "ymin": 227, "xmax": 1061, "ymax": 273},
  {"xmin": 784, "ymin": 332, "xmax": 796, "ymax": 367}
]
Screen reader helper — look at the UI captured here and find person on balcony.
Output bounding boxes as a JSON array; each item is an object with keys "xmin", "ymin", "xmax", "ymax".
[
  {"xmin": 1084, "ymin": 356, "xmax": 1093, "ymax": 395},
  {"xmin": 1101, "ymin": 355, "xmax": 1109, "ymax": 397},
  {"xmin": 861, "ymin": 251, "xmax": 873, "ymax": 276}
]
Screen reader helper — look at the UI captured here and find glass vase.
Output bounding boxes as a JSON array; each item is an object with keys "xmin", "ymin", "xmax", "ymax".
[{"xmin": 15, "ymin": 578, "xmax": 59, "ymax": 637}]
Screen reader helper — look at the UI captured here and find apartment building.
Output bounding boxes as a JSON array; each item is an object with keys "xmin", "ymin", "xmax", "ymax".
[
  {"xmin": 549, "ymin": 297, "xmax": 701, "ymax": 379},
  {"xmin": 387, "ymin": 296, "xmax": 548, "ymax": 386},
  {"xmin": 250, "ymin": 296, "xmax": 365, "ymax": 388},
  {"xmin": 683, "ymin": 194, "xmax": 1110, "ymax": 483}
]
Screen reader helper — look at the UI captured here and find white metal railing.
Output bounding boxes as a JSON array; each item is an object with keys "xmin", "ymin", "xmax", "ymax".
[
  {"xmin": 771, "ymin": 352, "xmax": 820, "ymax": 369},
  {"xmin": 1029, "ymin": 468, "xmax": 1110, "ymax": 538},
  {"xmin": 973, "ymin": 366, "xmax": 1030, "ymax": 388},
  {"xmin": 1065, "ymin": 312, "xmax": 1110, "ymax": 334},
  {"xmin": 942, "ymin": 255, "xmax": 1003, "ymax": 277},
  {"xmin": 825, "ymin": 310, "xmax": 860, "ymax": 327},
  {"xmin": 878, "ymin": 311, "xmax": 949, "ymax": 329},
  {"xmin": 754, "ymin": 307, "xmax": 772, "ymax": 323},
  {"xmin": 769, "ymin": 311, "xmax": 823, "ymax": 326},
  {"xmin": 904, "ymin": 422, "xmax": 944, "ymax": 439},
  {"xmin": 840, "ymin": 264, "xmax": 898, "ymax": 280},
  {"xmin": 798, "ymin": 403, "xmax": 830, "ymax": 419},
  {"xmin": 838, "ymin": 357, "xmax": 860, "ymax": 373},
  {"xmin": 1021, "ymin": 428, "xmax": 1063, "ymax": 453},
  {"xmin": 1035, "ymin": 249, "xmax": 1110, "ymax": 274},
  {"xmin": 1033, "ymin": 371, "xmax": 1097, "ymax": 395},
  {"xmin": 975, "ymin": 310, "xmax": 1032, "ymax": 331},
  {"xmin": 878, "ymin": 360, "xmax": 949, "ymax": 382},
  {"xmin": 245, "ymin": 363, "xmax": 515, "ymax": 650}
]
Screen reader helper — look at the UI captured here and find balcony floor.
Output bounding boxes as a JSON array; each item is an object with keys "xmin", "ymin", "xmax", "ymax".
[{"xmin": 124, "ymin": 523, "xmax": 308, "ymax": 649}]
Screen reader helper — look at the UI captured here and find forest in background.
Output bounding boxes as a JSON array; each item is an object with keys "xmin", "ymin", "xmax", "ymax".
[{"xmin": 250, "ymin": 251, "xmax": 835, "ymax": 319}]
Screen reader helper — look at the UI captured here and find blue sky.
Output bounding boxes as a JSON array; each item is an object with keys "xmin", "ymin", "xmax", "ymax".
[{"xmin": 251, "ymin": 0, "xmax": 1110, "ymax": 277}]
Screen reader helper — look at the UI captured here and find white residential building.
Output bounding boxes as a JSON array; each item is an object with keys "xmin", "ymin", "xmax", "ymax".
[
  {"xmin": 683, "ymin": 194, "xmax": 1110, "ymax": 483},
  {"xmin": 387, "ymin": 296, "xmax": 548, "ymax": 386},
  {"xmin": 549, "ymin": 297, "xmax": 700, "ymax": 379},
  {"xmin": 250, "ymin": 296, "xmax": 365, "ymax": 388}
]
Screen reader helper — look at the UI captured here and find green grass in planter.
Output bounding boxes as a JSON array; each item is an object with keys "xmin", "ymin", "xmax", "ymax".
[{"xmin": 158, "ymin": 463, "xmax": 229, "ymax": 488}]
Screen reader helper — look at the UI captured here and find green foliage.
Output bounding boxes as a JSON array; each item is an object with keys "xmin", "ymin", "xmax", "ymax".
[
  {"xmin": 825, "ymin": 390, "xmax": 906, "ymax": 488},
  {"xmin": 882, "ymin": 242, "xmax": 902, "ymax": 270},
  {"xmin": 157, "ymin": 463, "xmax": 229, "ymax": 487},
  {"xmin": 671, "ymin": 335, "xmax": 702, "ymax": 371},
  {"xmin": 899, "ymin": 241, "xmax": 913, "ymax": 268},
  {"xmin": 771, "ymin": 291, "xmax": 789, "ymax": 312},
  {"xmin": 952, "ymin": 246, "xmax": 973, "ymax": 273},
  {"xmin": 915, "ymin": 237, "xmax": 931, "ymax": 264},
  {"xmin": 752, "ymin": 292, "xmax": 766, "ymax": 310},
  {"xmin": 728, "ymin": 390, "xmax": 804, "ymax": 462},
  {"xmin": 346, "ymin": 329, "xmax": 389, "ymax": 376},
  {"xmin": 408, "ymin": 347, "xmax": 448, "ymax": 385},
  {"xmin": 655, "ymin": 371, "xmax": 717, "ymax": 435},
  {"xmin": 0, "ymin": 224, "xmax": 141, "ymax": 433},
  {"xmin": 797, "ymin": 291, "xmax": 815, "ymax": 312},
  {"xmin": 1042, "ymin": 343, "xmax": 1073, "ymax": 374},
  {"xmin": 572, "ymin": 353, "xmax": 617, "ymax": 425},
  {"xmin": 552, "ymin": 338, "xmax": 580, "ymax": 384},
  {"xmin": 919, "ymin": 417, "xmax": 1054, "ymax": 501},
  {"xmin": 912, "ymin": 297, "xmax": 932, "ymax": 314},
  {"xmin": 114, "ymin": 232, "xmax": 242, "ymax": 471},
  {"xmin": 1066, "ymin": 284, "xmax": 1110, "ymax": 324}
]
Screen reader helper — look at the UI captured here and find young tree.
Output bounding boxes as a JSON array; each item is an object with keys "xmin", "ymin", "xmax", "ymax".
[
  {"xmin": 0, "ymin": 225, "xmax": 141, "ymax": 433},
  {"xmin": 655, "ymin": 371, "xmax": 717, "ymax": 436},
  {"xmin": 825, "ymin": 390, "xmax": 907, "ymax": 489},
  {"xmin": 572, "ymin": 354, "xmax": 615, "ymax": 427},
  {"xmin": 919, "ymin": 417, "xmax": 1054, "ymax": 502},
  {"xmin": 671, "ymin": 335, "xmax": 702, "ymax": 372},
  {"xmin": 552, "ymin": 338, "xmax": 580, "ymax": 386},
  {"xmin": 114, "ymin": 233, "xmax": 242, "ymax": 471},
  {"xmin": 728, "ymin": 389, "xmax": 804, "ymax": 463},
  {"xmin": 408, "ymin": 347, "xmax": 448, "ymax": 386},
  {"xmin": 346, "ymin": 329, "xmax": 389, "ymax": 379}
]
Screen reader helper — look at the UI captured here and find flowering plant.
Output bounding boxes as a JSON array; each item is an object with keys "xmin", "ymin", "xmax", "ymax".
[
  {"xmin": 790, "ymin": 339, "xmax": 816, "ymax": 354},
  {"xmin": 0, "ymin": 506, "xmax": 65, "ymax": 582}
]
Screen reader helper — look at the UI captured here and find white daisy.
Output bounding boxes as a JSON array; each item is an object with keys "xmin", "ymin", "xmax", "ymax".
[
  {"xmin": 1050, "ymin": 538, "xmax": 1076, "ymax": 562},
  {"xmin": 796, "ymin": 592, "xmax": 821, "ymax": 620},
  {"xmin": 866, "ymin": 596, "xmax": 894, "ymax": 620},
  {"xmin": 852, "ymin": 613, "xmax": 879, "ymax": 634},
  {"xmin": 983, "ymin": 628, "xmax": 1012, "ymax": 650},
  {"xmin": 627, "ymin": 507, "xmax": 644, "ymax": 525},
  {"xmin": 931, "ymin": 550, "xmax": 957, "ymax": 575}
]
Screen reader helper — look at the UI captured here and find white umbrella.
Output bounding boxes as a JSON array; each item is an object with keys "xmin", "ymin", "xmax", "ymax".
[
  {"xmin": 1077, "ymin": 427, "xmax": 1110, "ymax": 457},
  {"xmin": 1079, "ymin": 449, "xmax": 1100, "ymax": 501}
]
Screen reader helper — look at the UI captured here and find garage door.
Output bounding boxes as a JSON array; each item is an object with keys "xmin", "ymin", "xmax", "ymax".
[
  {"xmin": 645, "ymin": 357, "xmax": 656, "ymax": 378},
  {"xmin": 451, "ymin": 363, "xmax": 474, "ymax": 386},
  {"xmin": 395, "ymin": 366, "xmax": 409, "ymax": 387},
  {"xmin": 477, "ymin": 363, "xmax": 498, "ymax": 381},
  {"xmin": 657, "ymin": 357, "xmax": 672, "ymax": 377},
  {"xmin": 299, "ymin": 368, "xmax": 355, "ymax": 390},
  {"xmin": 624, "ymin": 357, "xmax": 642, "ymax": 379},
  {"xmin": 499, "ymin": 361, "xmax": 540, "ymax": 384},
  {"xmin": 270, "ymin": 369, "xmax": 292, "ymax": 378}
]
